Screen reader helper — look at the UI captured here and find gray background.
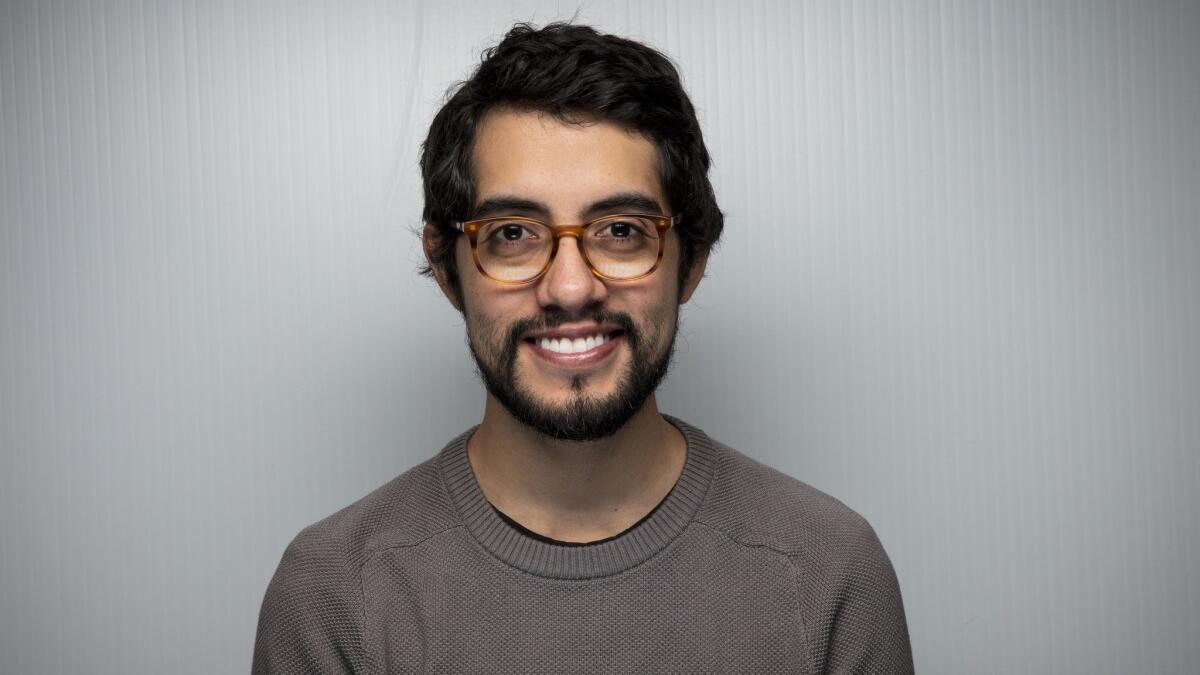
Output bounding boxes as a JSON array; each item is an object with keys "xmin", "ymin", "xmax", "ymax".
[{"xmin": 2, "ymin": 1, "xmax": 1197, "ymax": 673}]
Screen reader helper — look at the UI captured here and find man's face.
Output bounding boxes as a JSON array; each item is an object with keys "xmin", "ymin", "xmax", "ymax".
[{"xmin": 436, "ymin": 108, "xmax": 704, "ymax": 442}]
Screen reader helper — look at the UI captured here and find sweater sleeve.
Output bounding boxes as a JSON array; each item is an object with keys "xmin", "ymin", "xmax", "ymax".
[
  {"xmin": 819, "ymin": 520, "xmax": 914, "ymax": 674},
  {"xmin": 251, "ymin": 525, "xmax": 367, "ymax": 674}
]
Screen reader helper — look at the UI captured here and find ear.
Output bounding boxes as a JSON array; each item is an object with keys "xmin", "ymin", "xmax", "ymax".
[
  {"xmin": 423, "ymin": 223, "xmax": 464, "ymax": 313},
  {"xmin": 678, "ymin": 251, "xmax": 708, "ymax": 305}
]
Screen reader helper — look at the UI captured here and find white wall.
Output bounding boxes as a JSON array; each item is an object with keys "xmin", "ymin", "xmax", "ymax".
[{"xmin": 2, "ymin": 1, "xmax": 1197, "ymax": 673}]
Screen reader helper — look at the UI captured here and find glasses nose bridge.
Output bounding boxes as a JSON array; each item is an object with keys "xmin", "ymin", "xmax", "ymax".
[{"xmin": 544, "ymin": 224, "xmax": 596, "ymax": 279}]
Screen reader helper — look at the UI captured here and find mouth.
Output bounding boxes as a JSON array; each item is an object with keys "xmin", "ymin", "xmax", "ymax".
[
  {"xmin": 522, "ymin": 329, "xmax": 625, "ymax": 352},
  {"xmin": 522, "ymin": 329, "xmax": 625, "ymax": 369}
]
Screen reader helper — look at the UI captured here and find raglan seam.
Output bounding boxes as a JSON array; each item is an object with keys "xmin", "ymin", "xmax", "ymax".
[
  {"xmin": 361, "ymin": 523, "xmax": 465, "ymax": 559},
  {"xmin": 689, "ymin": 519, "xmax": 817, "ymax": 675},
  {"xmin": 355, "ymin": 555, "xmax": 372, "ymax": 675}
]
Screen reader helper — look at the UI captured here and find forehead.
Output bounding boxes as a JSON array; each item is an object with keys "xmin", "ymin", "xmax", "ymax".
[{"xmin": 470, "ymin": 108, "xmax": 665, "ymax": 217}]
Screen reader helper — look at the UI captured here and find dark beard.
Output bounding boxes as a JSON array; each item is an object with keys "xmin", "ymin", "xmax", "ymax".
[{"xmin": 465, "ymin": 308, "xmax": 679, "ymax": 442}]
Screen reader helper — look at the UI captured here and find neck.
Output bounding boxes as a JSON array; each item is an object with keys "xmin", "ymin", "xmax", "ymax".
[{"xmin": 466, "ymin": 393, "xmax": 688, "ymax": 543}]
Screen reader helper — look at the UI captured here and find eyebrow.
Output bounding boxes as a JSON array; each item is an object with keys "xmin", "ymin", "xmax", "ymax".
[{"xmin": 468, "ymin": 192, "xmax": 666, "ymax": 221}]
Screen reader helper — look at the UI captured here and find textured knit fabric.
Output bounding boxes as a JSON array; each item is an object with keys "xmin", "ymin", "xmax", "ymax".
[{"xmin": 252, "ymin": 415, "xmax": 914, "ymax": 674}]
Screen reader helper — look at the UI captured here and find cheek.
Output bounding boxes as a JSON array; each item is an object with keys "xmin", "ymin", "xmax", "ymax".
[
  {"xmin": 645, "ymin": 302, "xmax": 678, "ymax": 345},
  {"xmin": 623, "ymin": 286, "xmax": 678, "ymax": 351},
  {"xmin": 454, "ymin": 237, "xmax": 479, "ymax": 292},
  {"xmin": 457, "ymin": 282, "xmax": 518, "ymax": 352},
  {"xmin": 454, "ymin": 238, "xmax": 494, "ymax": 321}
]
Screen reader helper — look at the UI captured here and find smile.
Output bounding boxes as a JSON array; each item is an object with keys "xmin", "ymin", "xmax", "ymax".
[
  {"xmin": 522, "ymin": 330, "xmax": 624, "ymax": 368},
  {"xmin": 531, "ymin": 332, "xmax": 615, "ymax": 353}
]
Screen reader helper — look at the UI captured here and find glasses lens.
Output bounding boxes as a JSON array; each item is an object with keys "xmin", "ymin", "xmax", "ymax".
[
  {"xmin": 475, "ymin": 216, "xmax": 662, "ymax": 282},
  {"xmin": 584, "ymin": 215, "xmax": 661, "ymax": 279},
  {"xmin": 476, "ymin": 219, "xmax": 554, "ymax": 282}
]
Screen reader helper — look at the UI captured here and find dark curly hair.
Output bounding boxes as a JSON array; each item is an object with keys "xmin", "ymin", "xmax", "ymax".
[{"xmin": 416, "ymin": 21, "xmax": 723, "ymax": 308}]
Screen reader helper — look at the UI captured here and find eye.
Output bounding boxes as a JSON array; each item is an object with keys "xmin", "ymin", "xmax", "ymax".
[
  {"xmin": 499, "ymin": 223, "xmax": 530, "ymax": 241},
  {"xmin": 595, "ymin": 217, "xmax": 653, "ymax": 239},
  {"xmin": 483, "ymin": 221, "xmax": 541, "ymax": 243}
]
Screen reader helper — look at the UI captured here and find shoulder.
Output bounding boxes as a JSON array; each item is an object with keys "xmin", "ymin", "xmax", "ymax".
[
  {"xmin": 695, "ymin": 437, "xmax": 884, "ymax": 564},
  {"xmin": 693, "ymin": 436, "xmax": 913, "ymax": 673},
  {"xmin": 253, "ymin": 453, "xmax": 461, "ymax": 671},
  {"xmin": 285, "ymin": 454, "xmax": 460, "ymax": 572}
]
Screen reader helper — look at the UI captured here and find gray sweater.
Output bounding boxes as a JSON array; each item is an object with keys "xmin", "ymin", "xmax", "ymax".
[{"xmin": 252, "ymin": 415, "xmax": 913, "ymax": 674}]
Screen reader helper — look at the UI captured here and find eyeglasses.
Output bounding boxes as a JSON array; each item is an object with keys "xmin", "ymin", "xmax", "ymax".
[{"xmin": 453, "ymin": 213, "xmax": 680, "ymax": 284}]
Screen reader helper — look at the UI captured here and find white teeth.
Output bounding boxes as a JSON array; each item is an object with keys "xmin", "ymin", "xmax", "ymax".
[{"xmin": 537, "ymin": 333, "xmax": 611, "ymax": 354}]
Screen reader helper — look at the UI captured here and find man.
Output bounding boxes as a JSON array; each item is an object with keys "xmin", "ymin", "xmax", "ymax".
[{"xmin": 253, "ymin": 21, "xmax": 913, "ymax": 674}]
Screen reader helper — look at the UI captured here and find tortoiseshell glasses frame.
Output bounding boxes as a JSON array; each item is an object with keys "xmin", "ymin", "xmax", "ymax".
[{"xmin": 452, "ymin": 213, "xmax": 681, "ymax": 285}]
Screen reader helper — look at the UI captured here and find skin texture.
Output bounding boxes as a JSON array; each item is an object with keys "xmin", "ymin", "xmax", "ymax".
[{"xmin": 424, "ymin": 108, "xmax": 707, "ymax": 542}]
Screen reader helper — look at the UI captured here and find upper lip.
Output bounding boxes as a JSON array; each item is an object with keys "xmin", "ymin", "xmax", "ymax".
[{"xmin": 524, "ymin": 323, "xmax": 623, "ymax": 341}]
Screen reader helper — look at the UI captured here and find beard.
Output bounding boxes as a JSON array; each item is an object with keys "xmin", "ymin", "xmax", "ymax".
[{"xmin": 463, "ymin": 306, "xmax": 680, "ymax": 442}]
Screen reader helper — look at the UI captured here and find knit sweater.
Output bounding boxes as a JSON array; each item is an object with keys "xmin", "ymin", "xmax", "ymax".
[{"xmin": 252, "ymin": 415, "xmax": 914, "ymax": 674}]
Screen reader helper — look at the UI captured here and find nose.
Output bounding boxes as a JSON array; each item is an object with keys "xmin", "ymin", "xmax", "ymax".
[{"xmin": 535, "ymin": 235, "xmax": 607, "ymax": 313}]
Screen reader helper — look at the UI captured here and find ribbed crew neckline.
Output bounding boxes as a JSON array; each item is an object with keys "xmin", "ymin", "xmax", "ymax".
[
  {"xmin": 490, "ymin": 486, "xmax": 670, "ymax": 546},
  {"xmin": 437, "ymin": 414, "xmax": 717, "ymax": 580}
]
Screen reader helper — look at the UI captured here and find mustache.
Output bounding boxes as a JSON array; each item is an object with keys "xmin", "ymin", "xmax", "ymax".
[{"xmin": 508, "ymin": 310, "xmax": 638, "ymax": 346}]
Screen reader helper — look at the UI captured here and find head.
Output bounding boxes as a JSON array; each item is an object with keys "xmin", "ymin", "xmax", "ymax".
[{"xmin": 418, "ymin": 22, "xmax": 723, "ymax": 441}]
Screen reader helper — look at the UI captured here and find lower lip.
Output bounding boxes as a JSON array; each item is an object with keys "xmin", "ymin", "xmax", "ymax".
[{"xmin": 524, "ymin": 333, "xmax": 623, "ymax": 369}]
